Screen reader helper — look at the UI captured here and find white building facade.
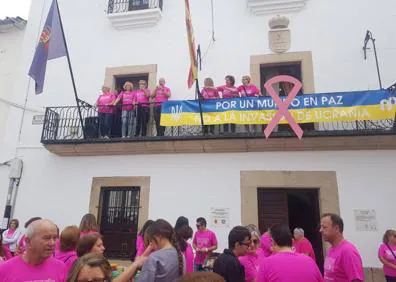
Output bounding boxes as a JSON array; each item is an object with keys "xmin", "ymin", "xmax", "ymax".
[{"xmin": 1, "ymin": 0, "xmax": 396, "ymax": 279}]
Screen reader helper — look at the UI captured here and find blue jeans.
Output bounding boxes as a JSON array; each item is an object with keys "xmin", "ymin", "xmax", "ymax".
[
  {"xmin": 98, "ymin": 113, "xmax": 113, "ymax": 137},
  {"xmin": 121, "ymin": 110, "xmax": 136, "ymax": 137}
]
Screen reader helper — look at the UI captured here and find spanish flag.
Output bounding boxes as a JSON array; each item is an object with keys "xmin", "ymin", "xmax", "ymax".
[{"xmin": 185, "ymin": 0, "xmax": 198, "ymax": 89}]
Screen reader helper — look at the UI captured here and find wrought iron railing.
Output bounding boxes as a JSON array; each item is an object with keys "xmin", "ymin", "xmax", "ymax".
[
  {"xmin": 40, "ymin": 102, "xmax": 396, "ymax": 144},
  {"xmin": 107, "ymin": 0, "xmax": 163, "ymax": 14}
]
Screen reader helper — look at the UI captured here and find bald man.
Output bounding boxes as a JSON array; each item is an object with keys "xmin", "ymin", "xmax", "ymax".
[{"xmin": 0, "ymin": 219, "xmax": 66, "ymax": 282}]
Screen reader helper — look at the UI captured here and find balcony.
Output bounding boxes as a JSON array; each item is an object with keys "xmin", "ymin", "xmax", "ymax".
[
  {"xmin": 107, "ymin": 0, "xmax": 163, "ymax": 30},
  {"xmin": 40, "ymin": 103, "xmax": 396, "ymax": 156}
]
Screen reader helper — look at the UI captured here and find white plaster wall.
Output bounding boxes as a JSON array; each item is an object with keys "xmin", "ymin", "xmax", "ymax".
[{"xmin": 9, "ymin": 149, "xmax": 396, "ymax": 268}]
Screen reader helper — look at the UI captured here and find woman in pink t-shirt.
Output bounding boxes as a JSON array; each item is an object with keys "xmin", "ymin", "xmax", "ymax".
[
  {"xmin": 113, "ymin": 81, "xmax": 136, "ymax": 138},
  {"xmin": 96, "ymin": 86, "xmax": 117, "ymax": 139},
  {"xmin": 151, "ymin": 78, "xmax": 171, "ymax": 137},
  {"xmin": 201, "ymin": 77, "xmax": 220, "ymax": 135},
  {"xmin": 2, "ymin": 219, "xmax": 21, "ymax": 258},
  {"xmin": 136, "ymin": 220, "xmax": 154, "ymax": 258},
  {"xmin": 76, "ymin": 233, "xmax": 105, "ymax": 257},
  {"xmin": 55, "ymin": 226, "xmax": 80, "ymax": 274},
  {"xmin": 79, "ymin": 213, "xmax": 100, "ymax": 238},
  {"xmin": 135, "ymin": 80, "xmax": 151, "ymax": 137},
  {"xmin": 217, "ymin": 75, "xmax": 239, "ymax": 134},
  {"xmin": 378, "ymin": 229, "xmax": 396, "ymax": 282},
  {"xmin": 237, "ymin": 75, "xmax": 262, "ymax": 134},
  {"xmin": 239, "ymin": 225, "xmax": 262, "ymax": 282}
]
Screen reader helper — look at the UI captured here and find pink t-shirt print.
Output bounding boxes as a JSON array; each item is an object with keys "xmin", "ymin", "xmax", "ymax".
[
  {"xmin": 153, "ymin": 86, "xmax": 171, "ymax": 106},
  {"xmin": 118, "ymin": 91, "xmax": 136, "ymax": 111},
  {"xmin": 193, "ymin": 229, "xmax": 218, "ymax": 265},
  {"xmin": 0, "ymin": 256, "xmax": 66, "ymax": 282},
  {"xmin": 201, "ymin": 88, "xmax": 220, "ymax": 100},
  {"xmin": 97, "ymin": 93, "xmax": 116, "ymax": 113},
  {"xmin": 237, "ymin": 84, "xmax": 260, "ymax": 97},
  {"xmin": 324, "ymin": 240, "xmax": 364, "ymax": 282},
  {"xmin": 135, "ymin": 89, "xmax": 151, "ymax": 107},
  {"xmin": 217, "ymin": 85, "xmax": 240, "ymax": 99},
  {"xmin": 378, "ymin": 243, "xmax": 396, "ymax": 277}
]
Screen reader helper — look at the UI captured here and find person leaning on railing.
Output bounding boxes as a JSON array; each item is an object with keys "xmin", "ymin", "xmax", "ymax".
[
  {"xmin": 95, "ymin": 86, "xmax": 117, "ymax": 139},
  {"xmin": 237, "ymin": 75, "xmax": 262, "ymax": 134},
  {"xmin": 151, "ymin": 78, "xmax": 171, "ymax": 137},
  {"xmin": 113, "ymin": 81, "xmax": 137, "ymax": 138},
  {"xmin": 217, "ymin": 75, "xmax": 240, "ymax": 134},
  {"xmin": 201, "ymin": 77, "xmax": 220, "ymax": 135},
  {"xmin": 135, "ymin": 80, "xmax": 151, "ymax": 137}
]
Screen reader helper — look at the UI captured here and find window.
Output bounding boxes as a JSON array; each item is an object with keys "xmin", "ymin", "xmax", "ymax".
[{"xmin": 108, "ymin": 0, "xmax": 163, "ymax": 14}]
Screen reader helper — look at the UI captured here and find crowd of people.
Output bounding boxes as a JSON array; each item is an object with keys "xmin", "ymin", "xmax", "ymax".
[
  {"xmin": 95, "ymin": 75, "xmax": 262, "ymax": 139},
  {"xmin": 0, "ymin": 213, "xmax": 395, "ymax": 281}
]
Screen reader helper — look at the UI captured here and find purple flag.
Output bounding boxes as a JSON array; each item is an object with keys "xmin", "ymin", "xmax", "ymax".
[{"xmin": 28, "ymin": 0, "xmax": 67, "ymax": 94}]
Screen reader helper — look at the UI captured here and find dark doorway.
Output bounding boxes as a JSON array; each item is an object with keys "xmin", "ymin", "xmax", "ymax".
[
  {"xmin": 257, "ymin": 188, "xmax": 323, "ymax": 272},
  {"xmin": 111, "ymin": 74, "xmax": 149, "ymax": 138},
  {"xmin": 99, "ymin": 187, "xmax": 140, "ymax": 260},
  {"xmin": 260, "ymin": 62, "xmax": 314, "ymax": 132}
]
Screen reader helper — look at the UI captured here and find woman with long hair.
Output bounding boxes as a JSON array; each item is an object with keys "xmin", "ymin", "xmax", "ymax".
[
  {"xmin": 76, "ymin": 234, "xmax": 105, "ymax": 257},
  {"xmin": 136, "ymin": 220, "xmax": 154, "ymax": 257},
  {"xmin": 79, "ymin": 214, "xmax": 99, "ymax": 237},
  {"xmin": 122, "ymin": 219, "xmax": 184, "ymax": 281},
  {"xmin": 176, "ymin": 225, "xmax": 194, "ymax": 273},
  {"xmin": 379, "ymin": 229, "xmax": 396, "ymax": 282},
  {"xmin": 2, "ymin": 219, "xmax": 21, "ymax": 258}
]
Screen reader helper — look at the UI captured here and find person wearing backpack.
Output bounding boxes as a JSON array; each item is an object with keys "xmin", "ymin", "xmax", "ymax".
[{"xmin": 378, "ymin": 229, "xmax": 396, "ymax": 282}]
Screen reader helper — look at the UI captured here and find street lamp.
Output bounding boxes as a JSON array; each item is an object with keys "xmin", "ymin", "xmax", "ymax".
[{"xmin": 363, "ymin": 30, "xmax": 383, "ymax": 89}]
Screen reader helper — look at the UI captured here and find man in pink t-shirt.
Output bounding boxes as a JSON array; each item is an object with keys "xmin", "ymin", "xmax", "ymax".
[
  {"xmin": 192, "ymin": 217, "xmax": 218, "ymax": 271},
  {"xmin": 0, "ymin": 219, "xmax": 66, "ymax": 282},
  {"xmin": 293, "ymin": 227, "xmax": 316, "ymax": 261},
  {"xmin": 320, "ymin": 213, "xmax": 364, "ymax": 282},
  {"xmin": 257, "ymin": 224, "xmax": 323, "ymax": 282}
]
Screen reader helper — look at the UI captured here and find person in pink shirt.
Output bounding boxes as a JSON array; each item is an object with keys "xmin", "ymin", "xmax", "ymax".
[
  {"xmin": 0, "ymin": 219, "xmax": 67, "ymax": 282},
  {"xmin": 55, "ymin": 225, "xmax": 79, "ymax": 274},
  {"xmin": 2, "ymin": 219, "xmax": 21, "ymax": 258},
  {"xmin": 293, "ymin": 227, "xmax": 316, "ymax": 261},
  {"xmin": 201, "ymin": 77, "xmax": 220, "ymax": 135},
  {"xmin": 15, "ymin": 216, "xmax": 42, "ymax": 256},
  {"xmin": 79, "ymin": 213, "xmax": 100, "ymax": 238},
  {"xmin": 320, "ymin": 213, "xmax": 364, "ymax": 282},
  {"xmin": 257, "ymin": 224, "xmax": 323, "ymax": 282},
  {"xmin": 76, "ymin": 233, "xmax": 105, "ymax": 257},
  {"xmin": 260, "ymin": 230, "xmax": 273, "ymax": 258},
  {"xmin": 96, "ymin": 86, "xmax": 117, "ymax": 139},
  {"xmin": 217, "ymin": 75, "xmax": 239, "ymax": 134},
  {"xmin": 176, "ymin": 224, "xmax": 194, "ymax": 273},
  {"xmin": 237, "ymin": 75, "xmax": 262, "ymax": 134},
  {"xmin": 378, "ymin": 229, "xmax": 396, "ymax": 282},
  {"xmin": 239, "ymin": 225, "xmax": 262, "ymax": 282},
  {"xmin": 136, "ymin": 219, "xmax": 154, "ymax": 257},
  {"xmin": 113, "ymin": 81, "xmax": 136, "ymax": 138},
  {"xmin": 151, "ymin": 78, "xmax": 171, "ymax": 136},
  {"xmin": 193, "ymin": 217, "xmax": 218, "ymax": 271},
  {"xmin": 135, "ymin": 80, "xmax": 151, "ymax": 137}
]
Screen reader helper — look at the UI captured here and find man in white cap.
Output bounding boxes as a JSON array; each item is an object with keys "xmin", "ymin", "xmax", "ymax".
[{"xmin": 0, "ymin": 219, "xmax": 66, "ymax": 281}]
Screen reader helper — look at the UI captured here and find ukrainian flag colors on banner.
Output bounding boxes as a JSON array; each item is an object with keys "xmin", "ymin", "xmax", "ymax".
[{"xmin": 160, "ymin": 90, "xmax": 396, "ymax": 126}]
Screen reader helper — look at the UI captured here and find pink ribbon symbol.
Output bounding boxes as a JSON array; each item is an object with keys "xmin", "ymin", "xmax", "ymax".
[{"xmin": 264, "ymin": 75, "xmax": 304, "ymax": 139}]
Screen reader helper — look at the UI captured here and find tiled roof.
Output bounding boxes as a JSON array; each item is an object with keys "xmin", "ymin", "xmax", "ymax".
[{"xmin": 0, "ymin": 17, "xmax": 27, "ymax": 33}]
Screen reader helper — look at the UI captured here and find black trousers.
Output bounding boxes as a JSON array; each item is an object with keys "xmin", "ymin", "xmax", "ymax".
[
  {"xmin": 204, "ymin": 125, "xmax": 215, "ymax": 134},
  {"xmin": 154, "ymin": 106, "xmax": 166, "ymax": 136},
  {"xmin": 386, "ymin": 276, "xmax": 396, "ymax": 282},
  {"xmin": 223, "ymin": 124, "xmax": 236, "ymax": 133},
  {"xmin": 135, "ymin": 106, "xmax": 149, "ymax": 137}
]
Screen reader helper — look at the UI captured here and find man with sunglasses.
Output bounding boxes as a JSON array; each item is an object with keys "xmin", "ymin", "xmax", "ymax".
[
  {"xmin": 213, "ymin": 226, "xmax": 251, "ymax": 282},
  {"xmin": 192, "ymin": 217, "xmax": 218, "ymax": 271}
]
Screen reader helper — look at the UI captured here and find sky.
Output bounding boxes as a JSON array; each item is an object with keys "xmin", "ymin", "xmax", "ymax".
[{"xmin": 0, "ymin": 0, "xmax": 31, "ymax": 19}]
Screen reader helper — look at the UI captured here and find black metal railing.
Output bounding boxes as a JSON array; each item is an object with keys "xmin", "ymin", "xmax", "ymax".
[
  {"xmin": 40, "ymin": 102, "xmax": 396, "ymax": 144},
  {"xmin": 107, "ymin": 0, "xmax": 163, "ymax": 14}
]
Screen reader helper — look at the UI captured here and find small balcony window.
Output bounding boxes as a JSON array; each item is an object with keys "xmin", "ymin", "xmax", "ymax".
[{"xmin": 108, "ymin": 0, "xmax": 163, "ymax": 14}]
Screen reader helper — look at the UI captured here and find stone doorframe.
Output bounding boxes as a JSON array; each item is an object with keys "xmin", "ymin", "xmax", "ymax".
[{"xmin": 89, "ymin": 177, "xmax": 150, "ymax": 231}]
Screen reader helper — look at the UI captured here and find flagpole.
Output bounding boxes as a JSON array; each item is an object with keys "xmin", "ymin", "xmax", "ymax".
[
  {"xmin": 195, "ymin": 79, "xmax": 205, "ymax": 135},
  {"xmin": 55, "ymin": 0, "xmax": 85, "ymax": 138}
]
